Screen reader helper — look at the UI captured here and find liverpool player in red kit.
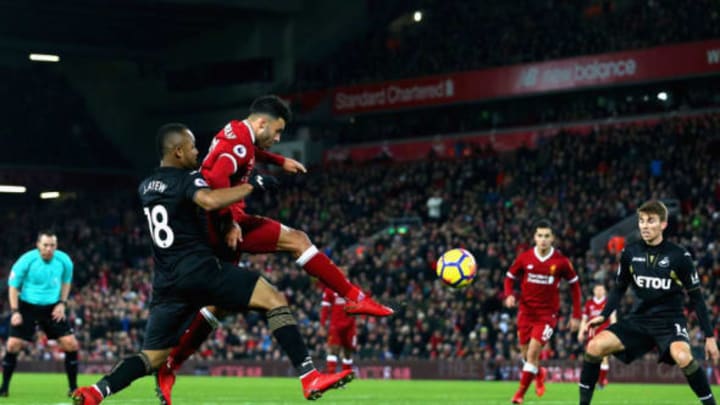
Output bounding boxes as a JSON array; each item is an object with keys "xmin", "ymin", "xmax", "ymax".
[
  {"xmin": 504, "ymin": 220, "xmax": 582, "ymax": 404},
  {"xmin": 155, "ymin": 96, "xmax": 391, "ymax": 404},
  {"xmin": 578, "ymin": 284, "xmax": 615, "ymax": 388},
  {"xmin": 321, "ymin": 285, "xmax": 357, "ymax": 373}
]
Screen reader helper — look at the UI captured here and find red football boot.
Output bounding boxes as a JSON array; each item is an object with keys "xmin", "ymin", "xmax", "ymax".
[
  {"xmin": 344, "ymin": 297, "xmax": 393, "ymax": 317},
  {"xmin": 155, "ymin": 363, "xmax": 176, "ymax": 405},
  {"xmin": 535, "ymin": 366, "xmax": 547, "ymax": 397},
  {"xmin": 71, "ymin": 386, "xmax": 104, "ymax": 405},
  {"xmin": 301, "ymin": 369, "xmax": 354, "ymax": 400},
  {"xmin": 511, "ymin": 391, "xmax": 524, "ymax": 404}
]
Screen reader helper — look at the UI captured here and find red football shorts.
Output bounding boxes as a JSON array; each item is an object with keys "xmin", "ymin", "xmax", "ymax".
[
  {"xmin": 584, "ymin": 321, "xmax": 610, "ymax": 346},
  {"xmin": 517, "ymin": 314, "xmax": 558, "ymax": 346},
  {"xmin": 328, "ymin": 321, "xmax": 357, "ymax": 350},
  {"xmin": 208, "ymin": 214, "xmax": 282, "ymax": 262},
  {"xmin": 236, "ymin": 214, "xmax": 282, "ymax": 254}
]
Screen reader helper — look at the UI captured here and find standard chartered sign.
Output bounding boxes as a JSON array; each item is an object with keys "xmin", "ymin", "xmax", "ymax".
[{"xmin": 335, "ymin": 79, "xmax": 455, "ymax": 111}]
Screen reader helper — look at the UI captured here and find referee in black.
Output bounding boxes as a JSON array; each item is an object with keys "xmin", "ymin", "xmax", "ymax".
[{"xmin": 579, "ymin": 200, "xmax": 719, "ymax": 405}]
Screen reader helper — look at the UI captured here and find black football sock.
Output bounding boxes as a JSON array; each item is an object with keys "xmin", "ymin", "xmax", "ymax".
[
  {"xmin": 95, "ymin": 353, "xmax": 152, "ymax": 398},
  {"xmin": 65, "ymin": 351, "xmax": 79, "ymax": 390},
  {"xmin": 682, "ymin": 360, "xmax": 716, "ymax": 405},
  {"xmin": 266, "ymin": 306, "xmax": 315, "ymax": 376},
  {"xmin": 579, "ymin": 353, "xmax": 602, "ymax": 405},
  {"xmin": 1, "ymin": 352, "xmax": 18, "ymax": 391}
]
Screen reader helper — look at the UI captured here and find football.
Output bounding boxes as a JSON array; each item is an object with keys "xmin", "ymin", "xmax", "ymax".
[{"xmin": 436, "ymin": 248, "xmax": 477, "ymax": 288}]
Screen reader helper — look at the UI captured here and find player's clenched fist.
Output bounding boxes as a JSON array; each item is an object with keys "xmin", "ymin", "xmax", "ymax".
[
  {"xmin": 504, "ymin": 295, "xmax": 516, "ymax": 308},
  {"xmin": 249, "ymin": 171, "xmax": 279, "ymax": 192}
]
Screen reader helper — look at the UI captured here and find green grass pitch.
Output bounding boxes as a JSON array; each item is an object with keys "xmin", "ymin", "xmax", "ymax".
[{"xmin": 1, "ymin": 373, "xmax": 716, "ymax": 404}]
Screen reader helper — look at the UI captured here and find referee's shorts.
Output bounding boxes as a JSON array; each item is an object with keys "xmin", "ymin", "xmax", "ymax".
[{"xmin": 9, "ymin": 300, "xmax": 75, "ymax": 341}]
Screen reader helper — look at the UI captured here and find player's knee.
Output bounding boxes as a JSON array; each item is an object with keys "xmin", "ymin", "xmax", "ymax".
[
  {"xmin": 289, "ymin": 229, "xmax": 312, "ymax": 255},
  {"xmin": 586, "ymin": 338, "xmax": 605, "ymax": 357},
  {"xmin": 6, "ymin": 338, "xmax": 23, "ymax": 353},
  {"xmin": 60, "ymin": 336, "xmax": 80, "ymax": 352},
  {"xmin": 671, "ymin": 346, "xmax": 693, "ymax": 368}
]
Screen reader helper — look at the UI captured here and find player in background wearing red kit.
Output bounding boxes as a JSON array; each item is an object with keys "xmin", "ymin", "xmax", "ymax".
[
  {"xmin": 504, "ymin": 219, "xmax": 582, "ymax": 404},
  {"xmin": 155, "ymin": 95, "xmax": 392, "ymax": 404},
  {"xmin": 577, "ymin": 284, "xmax": 616, "ymax": 389},
  {"xmin": 321, "ymin": 282, "xmax": 357, "ymax": 373}
]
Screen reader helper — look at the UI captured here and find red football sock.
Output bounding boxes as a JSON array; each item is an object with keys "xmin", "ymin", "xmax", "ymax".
[
  {"xmin": 598, "ymin": 368, "xmax": 608, "ymax": 383},
  {"xmin": 326, "ymin": 355, "xmax": 337, "ymax": 373},
  {"xmin": 517, "ymin": 370, "xmax": 536, "ymax": 396},
  {"xmin": 168, "ymin": 309, "xmax": 219, "ymax": 370},
  {"xmin": 341, "ymin": 358, "xmax": 353, "ymax": 372},
  {"xmin": 297, "ymin": 246, "xmax": 359, "ymax": 300}
]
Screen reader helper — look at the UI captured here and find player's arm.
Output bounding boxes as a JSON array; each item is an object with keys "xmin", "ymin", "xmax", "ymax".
[
  {"xmin": 193, "ymin": 184, "xmax": 255, "ymax": 211},
  {"xmin": 578, "ymin": 314, "xmax": 588, "ymax": 342},
  {"xmin": 320, "ymin": 289, "xmax": 332, "ymax": 326},
  {"xmin": 678, "ymin": 250, "xmax": 719, "ymax": 363},
  {"xmin": 564, "ymin": 260, "xmax": 582, "ymax": 331},
  {"xmin": 203, "ymin": 152, "xmax": 236, "ymax": 189},
  {"xmin": 7, "ymin": 253, "xmax": 31, "ymax": 310},
  {"xmin": 596, "ymin": 250, "xmax": 631, "ymax": 324},
  {"xmin": 503, "ymin": 257, "xmax": 522, "ymax": 307},
  {"xmin": 256, "ymin": 148, "xmax": 307, "ymax": 174},
  {"xmin": 609, "ymin": 310, "xmax": 617, "ymax": 324},
  {"xmin": 678, "ymin": 251, "xmax": 714, "ymax": 338},
  {"xmin": 255, "ymin": 148, "xmax": 286, "ymax": 166}
]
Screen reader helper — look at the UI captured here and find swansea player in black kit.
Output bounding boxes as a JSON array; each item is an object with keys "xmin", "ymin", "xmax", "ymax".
[
  {"xmin": 579, "ymin": 200, "xmax": 719, "ymax": 405},
  {"xmin": 72, "ymin": 124, "xmax": 353, "ymax": 405}
]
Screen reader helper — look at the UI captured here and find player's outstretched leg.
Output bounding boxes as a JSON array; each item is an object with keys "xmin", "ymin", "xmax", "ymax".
[
  {"xmin": 72, "ymin": 351, "xmax": 156, "ymax": 405},
  {"xmin": 156, "ymin": 306, "xmax": 222, "ymax": 402},
  {"xmin": 671, "ymin": 342, "xmax": 716, "ymax": 405},
  {"xmin": 280, "ymin": 228, "xmax": 393, "ymax": 317},
  {"xmin": 578, "ymin": 353, "xmax": 602, "ymax": 405},
  {"xmin": 250, "ymin": 278, "xmax": 354, "ymax": 400}
]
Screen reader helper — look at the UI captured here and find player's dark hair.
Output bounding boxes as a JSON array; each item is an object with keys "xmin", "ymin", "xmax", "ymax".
[
  {"xmin": 156, "ymin": 123, "xmax": 190, "ymax": 159},
  {"xmin": 637, "ymin": 200, "xmax": 668, "ymax": 222},
  {"xmin": 249, "ymin": 95, "xmax": 292, "ymax": 124},
  {"xmin": 37, "ymin": 229, "xmax": 56, "ymax": 240},
  {"xmin": 533, "ymin": 219, "xmax": 553, "ymax": 234}
]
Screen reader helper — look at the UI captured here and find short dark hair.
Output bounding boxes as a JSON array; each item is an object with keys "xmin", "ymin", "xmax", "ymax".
[
  {"xmin": 637, "ymin": 200, "xmax": 668, "ymax": 222},
  {"xmin": 156, "ymin": 123, "xmax": 190, "ymax": 159},
  {"xmin": 533, "ymin": 219, "xmax": 553, "ymax": 233},
  {"xmin": 37, "ymin": 229, "xmax": 56, "ymax": 240},
  {"xmin": 249, "ymin": 95, "xmax": 292, "ymax": 124}
]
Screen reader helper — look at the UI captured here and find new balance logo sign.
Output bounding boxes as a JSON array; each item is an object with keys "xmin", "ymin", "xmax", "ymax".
[
  {"xmin": 708, "ymin": 49, "xmax": 720, "ymax": 64},
  {"xmin": 255, "ymin": 176, "xmax": 264, "ymax": 188},
  {"xmin": 633, "ymin": 274, "xmax": 671, "ymax": 290},
  {"xmin": 518, "ymin": 67, "xmax": 539, "ymax": 88}
]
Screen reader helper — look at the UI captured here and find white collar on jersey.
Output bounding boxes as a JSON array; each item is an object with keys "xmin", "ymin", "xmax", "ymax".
[
  {"xmin": 533, "ymin": 246, "xmax": 554, "ymax": 262},
  {"xmin": 242, "ymin": 120, "xmax": 256, "ymax": 144},
  {"xmin": 592, "ymin": 296, "xmax": 606, "ymax": 304}
]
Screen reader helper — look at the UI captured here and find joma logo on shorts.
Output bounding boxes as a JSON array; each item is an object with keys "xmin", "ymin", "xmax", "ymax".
[{"xmin": 633, "ymin": 274, "xmax": 671, "ymax": 290}]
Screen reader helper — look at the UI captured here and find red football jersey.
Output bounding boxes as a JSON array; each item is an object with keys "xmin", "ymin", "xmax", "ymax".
[
  {"xmin": 200, "ymin": 120, "xmax": 256, "ymax": 219},
  {"xmin": 321, "ymin": 288, "xmax": 355, "ymax": 327},
  {"xmin": 505, "ymin": 247, "xmax": 580, "ymax": 318},
  {"xmin": 583, "ymin": 296, "xmax": 610, "ymax": 335}
]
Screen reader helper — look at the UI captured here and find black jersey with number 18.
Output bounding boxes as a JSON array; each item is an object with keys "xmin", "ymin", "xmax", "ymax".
[{"xmin": 138, "ymin": 167, "xmax": 215, "ymax": 290}]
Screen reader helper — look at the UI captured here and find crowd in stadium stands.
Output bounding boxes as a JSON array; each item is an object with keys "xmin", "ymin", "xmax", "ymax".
[
  {"xmin": 295, "ymin": 0, "xmax": 720, "ymax": 89},
  {"xmin": 0, "ymin": 114, "xmax": 718, "ymax": 376},
  {"xmin": 0, "ymin": 66, "xmax": 126, "ymax": 169}
]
